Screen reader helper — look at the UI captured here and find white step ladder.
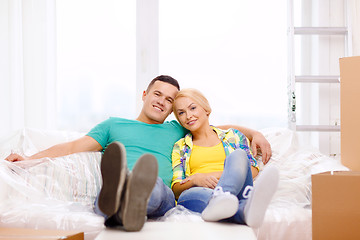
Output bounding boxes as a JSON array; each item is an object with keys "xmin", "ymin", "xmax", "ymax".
[{"xmin": 287, "ymin": 0, "xmax": 352, "ymax": 154}]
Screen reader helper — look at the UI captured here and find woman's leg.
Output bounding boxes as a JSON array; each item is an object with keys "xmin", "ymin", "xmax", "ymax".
[
  {"xmin": 228, "ymin": 165, "xmax": 280, "ymax": 226},
  {"xmin": 177, "ymin": 187, "xmax": 213, "ymax": 213},
  {"xmin": 203, "ymin": 149, "xmax": 253, "ymax": 223},
  {"xmin": 218, "ymin": 149, "xmax": 254, "ymax": 199}
]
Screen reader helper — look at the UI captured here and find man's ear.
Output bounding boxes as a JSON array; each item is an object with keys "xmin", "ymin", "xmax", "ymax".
[{"xmin": 142, "ymin": 90, "xmax": 147, "ymax": 101}]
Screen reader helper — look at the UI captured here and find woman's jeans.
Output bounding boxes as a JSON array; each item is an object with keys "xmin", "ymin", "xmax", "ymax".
[
  {"xmin": 177, "ymin": 149, "xmax": 253, "ymax": 224},
  {"xmin": 94, "ymin": 177, "xmax": 175, "ymax": 221}
]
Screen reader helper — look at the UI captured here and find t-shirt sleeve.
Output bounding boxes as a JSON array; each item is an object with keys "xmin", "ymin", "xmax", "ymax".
[
  {"xmin": 169, "ymin": 120, "xmax": 189, "ymax": 136},
  {"xmin": 86, "ymin": 118, "xmax": 112, "ymax": 149}
]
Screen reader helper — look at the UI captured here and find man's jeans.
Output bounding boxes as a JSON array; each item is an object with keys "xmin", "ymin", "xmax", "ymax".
[
  {"xmin": 177, "ymin": 149, "xmax": 254, "ymax": 224},
  {"xmin": 94, "ymin": 177, "xmax": 175, "ymax": 220}
]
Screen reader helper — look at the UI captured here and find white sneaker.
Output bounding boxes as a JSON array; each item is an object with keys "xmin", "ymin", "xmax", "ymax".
[
  {"xmin": 201, "ymin": 186, "xmax": 238, "ymax": 222},
  {"xmin": 244, "ymin": 165, "xmax": 279, "ymax": 228}
]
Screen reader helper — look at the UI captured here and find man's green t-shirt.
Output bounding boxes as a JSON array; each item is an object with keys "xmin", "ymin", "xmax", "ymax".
[{"xmin": 87, "ymin": 117, "xmax": 188, "ymax": 188}]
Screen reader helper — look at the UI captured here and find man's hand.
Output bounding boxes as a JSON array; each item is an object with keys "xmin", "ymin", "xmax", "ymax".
[
  {"xmin": 5, "ymin": 153, "xmax": 29, "ymax": 162},
  {"xmin": 251, "ymin": 131, "xmax": 272, "ymax": 164},
  {"xmin": 180, "ymin": 173, "xmax": 219, "ymax": 189}
]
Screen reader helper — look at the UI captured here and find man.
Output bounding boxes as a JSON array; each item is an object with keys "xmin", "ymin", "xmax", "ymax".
[{"xmin": 6, "ymin": 75, "xmax": 271, "ymax": 231}]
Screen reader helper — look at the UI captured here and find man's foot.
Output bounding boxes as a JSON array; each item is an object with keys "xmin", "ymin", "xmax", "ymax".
[
  {"xmin": 201, "ymin": 186, "xmax": 238, "ymax": 222},
  {"xmin": 244, "ymin": 165, "xmax": 279, "ymax": 228},
  {"xmin": 98, "ymin": 142, "xmax": 127, "ymax": 216},
  {"xmin": 119, "ymin": 154, "xmax": 158, "ymax": 231}
]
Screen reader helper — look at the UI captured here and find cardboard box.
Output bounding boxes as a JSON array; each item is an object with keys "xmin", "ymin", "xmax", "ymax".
[
  {"xmin": 340, "ymin": 56, "xmax": 360, "ymax": 171},
  {"xmin": 0, "ymin": 227, "xmax": 84, "ymax": 240},
  {"xmin": 312, "ymin": 171, "xmax": 360, "ymax": 240}
]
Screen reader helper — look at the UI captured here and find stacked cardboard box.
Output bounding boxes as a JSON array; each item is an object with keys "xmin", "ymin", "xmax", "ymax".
[
  {"xmin": 340, "ymin": 56, "xmax": 360, "ymax": 171},
  {"xmin": 312, "ymin": 56, "xmax": 360, "ymax": 240}
]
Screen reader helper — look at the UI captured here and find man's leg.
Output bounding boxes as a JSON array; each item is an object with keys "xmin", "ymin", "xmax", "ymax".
[
  {"xmin": 117, "ymin": 154, "xmax": 158, "ymax": 231},
  {"xmin": 96, "ymin": 142, "xmax": 127, "ymax": 217},
  {"xmin": 93, "ymin": 142, "xmax": 159, "ymax": 231},
  {"xmin": 146, "ymin": 177, "xmax": 176, "ymax": 218}
]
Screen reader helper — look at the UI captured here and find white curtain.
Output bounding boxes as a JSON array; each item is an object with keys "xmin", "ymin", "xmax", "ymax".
[
  {"xmin": 351, "ymin": 0, "xmax": 360, "ymax": 55},
  {"xmin": 0, "ymin": 0, "xmax": 56, "ymax": 139}
]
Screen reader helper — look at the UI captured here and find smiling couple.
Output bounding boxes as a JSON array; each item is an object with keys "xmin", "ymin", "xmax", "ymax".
[{"xmin": 5, "ymin": 75, "xmax": 278, "ymax": 232}]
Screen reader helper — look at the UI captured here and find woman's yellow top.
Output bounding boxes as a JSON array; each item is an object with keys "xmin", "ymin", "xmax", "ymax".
[
  {"xmin": 171, "ymin": 126, "xmax": 258, "ymax": 188},
  {"xmin": 189, "ymin": 142, "xmax": 226, "ymax": 175}
]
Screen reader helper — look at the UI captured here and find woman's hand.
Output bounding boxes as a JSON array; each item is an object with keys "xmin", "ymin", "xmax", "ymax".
[
  {"xmin": 5, "ymin": 153, "xmax": 29, "ymax": 162},
  {"xmin": 180, "ymin": 173, "xmax": 219, "ymax": 189},
  {"xmin": 251, "ymin": 131, "xmax": 272, "ymax": 164}
]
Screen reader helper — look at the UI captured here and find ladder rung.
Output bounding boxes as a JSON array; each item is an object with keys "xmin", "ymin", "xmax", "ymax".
[
  {"xmin": 296, "ymin": 125, "xmax": 340, "ymax": 132},
  {"xmin": 294, "ymin": 27, "xmax": 347, "ymax": 35},
  {"xmin": 295, "ymin": 75, "xmax": 340, "ymax": 83}
]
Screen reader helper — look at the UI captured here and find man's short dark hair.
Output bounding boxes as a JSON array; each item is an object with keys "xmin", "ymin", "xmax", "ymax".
[{"xmin": 146, "ymin": 75, "xmax": 180, "ymax": 92}]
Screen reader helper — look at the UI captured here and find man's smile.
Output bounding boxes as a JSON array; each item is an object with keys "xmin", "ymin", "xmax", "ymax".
[{"xmin": 153, "ymin": 105, "xmax": 164, "ymax": 112}]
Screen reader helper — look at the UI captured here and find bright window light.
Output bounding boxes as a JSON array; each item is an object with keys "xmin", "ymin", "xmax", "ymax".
[
  {"xmin": 56, "ymin": 0, "xmax": 136, "ymax": 132},
  {"xmin": 159, "ymin": 0, "xmax": 288, "ymax": 129},
  {"xmin": 56, "ymin": 1, "xmax": 287, "ymax": 131}
]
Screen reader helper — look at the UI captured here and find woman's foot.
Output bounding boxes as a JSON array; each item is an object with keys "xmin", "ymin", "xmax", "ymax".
[
  {"xmin": 201, "ymin": 186, "xmax": 238, "ymax": 222},
  {"xmin": 244, "ymin": 165, "xmax": 279, "ymax": 228}
]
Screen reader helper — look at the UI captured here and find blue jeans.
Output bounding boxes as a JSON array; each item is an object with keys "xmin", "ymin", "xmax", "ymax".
[
  {"xmin": 94, "ymin": 177, "xmax": 175, "ymax": 220},
  {"xmin": 177, "ymin": 149, "xmax": 253, "ymax": 224},
  {"xmin": 147, "ymin": 177, "xmax": 176, "ymax": 218}
]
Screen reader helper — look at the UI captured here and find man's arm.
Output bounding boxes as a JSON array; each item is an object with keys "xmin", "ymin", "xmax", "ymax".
[
  {"xmin": 5, "ymin": 136, "xmax": 103, "ymax": 162},
  {"xmin": 217, "ymin": 124, "xmax": 272, "ymax": 164}
]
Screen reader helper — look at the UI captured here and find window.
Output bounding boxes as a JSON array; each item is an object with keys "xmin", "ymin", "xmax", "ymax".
[
  {"xmin": 159, "ymin": 0, "xmax": 287, "ymax": 129},
  {"xmin": 56, "ymin": 0, "xmax": 136, "ymax": 132},
  {"xmin": 56, "ymin": 0, "xmax": 288, "ymax": 132}
]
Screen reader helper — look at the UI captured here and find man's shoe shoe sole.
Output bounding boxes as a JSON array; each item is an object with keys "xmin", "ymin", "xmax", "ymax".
[
  {"xmin": 98, "ymin": 142, "xmax": 127, "ymax": 216},
  {"xmin": 120, "ymin": 154, "xmax": 158, "ymax": 231}
]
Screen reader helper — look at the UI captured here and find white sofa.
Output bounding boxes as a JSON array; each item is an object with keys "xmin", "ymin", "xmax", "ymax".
[{"xmin": 0, "ymin": 128, "xmax": 348, "ymax": 240}]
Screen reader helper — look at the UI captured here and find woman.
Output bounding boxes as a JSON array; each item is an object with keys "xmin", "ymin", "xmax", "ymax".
[{"xmin": 171, "ymin": 88, "xmax": 279, "ymax": 227}]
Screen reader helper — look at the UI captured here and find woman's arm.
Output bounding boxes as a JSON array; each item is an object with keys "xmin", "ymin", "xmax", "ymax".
[
  {"xmin": 172, "ymin": 166, "xmax": 259, "ymax": 200},
  {"xmin": 172, "ymin": 172, "xmax": 222, "ymax": 200}
]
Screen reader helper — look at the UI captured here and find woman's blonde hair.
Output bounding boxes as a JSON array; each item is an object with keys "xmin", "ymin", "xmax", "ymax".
[{"xmin": 173, "ymin": 88, "xmax": 212, "ymax": 123}]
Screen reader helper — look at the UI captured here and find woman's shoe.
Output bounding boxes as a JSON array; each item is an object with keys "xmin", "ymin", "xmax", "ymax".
[{"xmin": 201, "ymin": 186, "xmax": 238, "ymax": 222}]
